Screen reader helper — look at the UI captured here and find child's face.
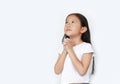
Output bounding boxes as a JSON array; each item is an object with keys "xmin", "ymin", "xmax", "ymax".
[{"xmin": 64, "ymin": 15, "xmax": 83, "ymax": 38}]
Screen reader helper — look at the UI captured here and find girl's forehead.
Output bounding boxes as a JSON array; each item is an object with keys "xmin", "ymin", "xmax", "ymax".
[{"xmin": 66, "ymin": 15, "xmax": 79, "ymax": 21}]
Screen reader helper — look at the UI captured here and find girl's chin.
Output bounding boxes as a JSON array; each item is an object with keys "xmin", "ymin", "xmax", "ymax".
[
  {"xmin": 66, "ymin": 33, "xmax": 74, "ymax": 36},
  {"xmin": 65, "ymin": 33, "xmax": 72, "ymax": 36}
]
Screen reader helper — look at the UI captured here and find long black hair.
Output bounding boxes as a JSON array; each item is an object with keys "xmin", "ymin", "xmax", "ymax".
[{"xmin": 62, "ymin": 13, "xmax": 95, "ymax": 74}]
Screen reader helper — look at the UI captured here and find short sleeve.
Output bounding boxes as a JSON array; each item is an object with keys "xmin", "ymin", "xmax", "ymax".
[{"xmin": 82, "ymin": 43, "xmax": 94, "ymax": 54}]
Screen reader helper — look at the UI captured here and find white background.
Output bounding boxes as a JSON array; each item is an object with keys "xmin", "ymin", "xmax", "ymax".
[{"xmin": 0, "ymin": 0, "xmax": 120, "ymax": 84}]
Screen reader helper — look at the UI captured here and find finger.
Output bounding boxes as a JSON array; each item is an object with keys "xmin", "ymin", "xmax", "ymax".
[
  {"xmin": 65, "ymin": 39, "xmax": 71, "ymax": 43},
  {"xmin": 63, "ymin": 42, "xmax": 68, "ymax": 46},
  {"xmin": 63, "ymin": 42, "xmax": 66, "ymax": 45},
  {"xmin": 64, "ymin": 39, "xmax": 69, "ymax": 43}
]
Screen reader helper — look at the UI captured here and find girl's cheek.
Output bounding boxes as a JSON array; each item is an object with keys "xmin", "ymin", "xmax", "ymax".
[
  {"xmin": 64, "ymin": 26, "xmax": 67, "ymax": 29},
  {"xmin": 64, "ymin": 27, "xmax": 66, "ymax": 32}
]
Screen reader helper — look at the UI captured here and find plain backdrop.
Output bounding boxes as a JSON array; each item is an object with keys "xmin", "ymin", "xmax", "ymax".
[{"xmin": 0, "ymin": 0, "xmax": 120, "ymax": 84}]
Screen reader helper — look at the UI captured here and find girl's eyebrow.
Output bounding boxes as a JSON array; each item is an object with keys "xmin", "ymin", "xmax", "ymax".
[{"xmin": 66, "ymin": 19, "xmax": 77, "ymax": 21}]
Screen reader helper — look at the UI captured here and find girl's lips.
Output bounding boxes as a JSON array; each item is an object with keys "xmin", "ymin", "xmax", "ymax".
[{"xmin": 66, "ymin": 29, "xmax": 72, "ymax": 31}]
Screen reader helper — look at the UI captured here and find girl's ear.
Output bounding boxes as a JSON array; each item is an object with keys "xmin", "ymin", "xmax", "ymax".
[{"xmin": 80, "ymin": 27, "xmax": 87, "ymax": 33}]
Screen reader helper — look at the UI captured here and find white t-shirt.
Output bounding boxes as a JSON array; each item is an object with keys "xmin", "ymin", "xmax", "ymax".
[{"xmin": 59, "ymin": 42, "xmax": 94, "ymax": 84}]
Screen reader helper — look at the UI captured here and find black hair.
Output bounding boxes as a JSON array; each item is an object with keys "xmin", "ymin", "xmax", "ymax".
[{"xmin": 62, "ymin": 13, "xmax": 95, "ymax": 74}]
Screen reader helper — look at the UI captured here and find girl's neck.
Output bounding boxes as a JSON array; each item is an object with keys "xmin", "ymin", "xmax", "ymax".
[{"xmin": 70, "ymin": 35, "xmax": 83, "ymax": 46}]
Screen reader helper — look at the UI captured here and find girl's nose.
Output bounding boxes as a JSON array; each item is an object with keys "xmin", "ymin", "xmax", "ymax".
[{"xmin": 66, "ymin": 23, "xmax": 70, "ymax": 26}]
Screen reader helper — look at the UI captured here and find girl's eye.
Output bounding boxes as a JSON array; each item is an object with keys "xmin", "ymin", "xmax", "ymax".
[
  {"xmin": 65, "ymin": 21, "xmax": 68, "ymax": 24},
  {"xmin": 72, "ymin": 21, "xmax": 75, "ymax": 23}
]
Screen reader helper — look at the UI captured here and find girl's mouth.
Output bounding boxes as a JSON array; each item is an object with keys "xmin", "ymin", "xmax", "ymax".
[{"xmin": 66, "ymin": 29, "xmax": 72, "ymax": 31}]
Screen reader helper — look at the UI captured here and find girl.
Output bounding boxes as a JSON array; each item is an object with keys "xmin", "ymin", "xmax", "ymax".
[{"xmin": 54, "ymin": 13, "xmax": 95, "ymax": 84}]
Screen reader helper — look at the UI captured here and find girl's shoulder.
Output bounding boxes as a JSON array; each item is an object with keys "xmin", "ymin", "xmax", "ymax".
[
  {"xmin": 76, "ymin": 42, "xmax": 92, "ymax": 48},
  {"xmin": 75, "ymin": 42, "xmax": 94, "ymax": 53},
  {"xmin": 81, "ymin": 42, "xmax": 94, "ymax": 53},
  {"xmin": 82, "ymin": 42, "xmax": 92, "ymax": 47}
]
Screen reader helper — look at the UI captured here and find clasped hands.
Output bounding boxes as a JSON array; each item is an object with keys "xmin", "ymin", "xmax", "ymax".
[{"xmin": 63, "ymin": 38, "xmax": 75, "ymax": 52}]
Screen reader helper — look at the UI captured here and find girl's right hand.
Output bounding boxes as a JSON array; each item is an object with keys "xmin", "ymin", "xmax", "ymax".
[
  {"xmin": 63, "ymin": 38, "xmax": 75, "ymax": 51},
  {"xmin": 63, "ymin": 38, "xmax": 70, "ymax": 46}
]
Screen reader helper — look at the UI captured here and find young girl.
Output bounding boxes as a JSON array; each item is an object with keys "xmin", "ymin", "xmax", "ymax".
[{"xmin": 54, "ymin": 13, "xmax": 95, "ymax": 84}]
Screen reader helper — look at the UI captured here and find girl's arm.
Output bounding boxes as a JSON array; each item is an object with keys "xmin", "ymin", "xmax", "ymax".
[
  {"xmin": 67, "ymin": 48, "xmax": 93, "ymax": 76},
  {"xmin": 54, "ymin": 48, "xmax": 68, "ymax": 75}
]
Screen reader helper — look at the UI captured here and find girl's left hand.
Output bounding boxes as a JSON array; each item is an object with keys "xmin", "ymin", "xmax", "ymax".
[{"xmin": 63, "ymin": 38, "xmax": 75, "ymax": 51}]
